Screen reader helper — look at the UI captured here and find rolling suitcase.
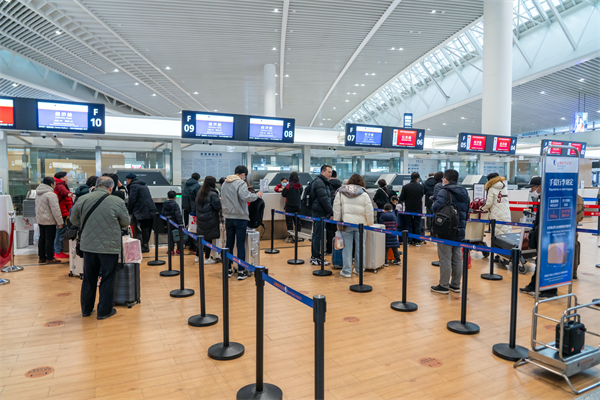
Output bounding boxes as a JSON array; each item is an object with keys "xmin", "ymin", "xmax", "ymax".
[
  {"xmin": 68, "ymin": 239, "xmax": 84, "ymax": 279},
  {"xmin": 211, "ymin": 224, "xmax": 227, "ymax": 262},
  {"xmin": 233, "ymin": 228, "xmax": 260, "ymax": 269},
  {"xmin": 364, "ymin": 224, "xmax": 386, "ymax": 273},
  {"xmin": 114, "ymin": 240, "xmax": 140, "ymax": 308}
]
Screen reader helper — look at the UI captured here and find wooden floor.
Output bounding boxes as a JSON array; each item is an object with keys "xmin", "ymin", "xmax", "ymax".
[{"xmin": 2, "ymin": 221, "xmax": 600, "ymax": 400}]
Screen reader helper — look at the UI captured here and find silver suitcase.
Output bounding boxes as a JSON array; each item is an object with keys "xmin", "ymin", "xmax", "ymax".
[
  {"xmin": 364, "ymin": 224, "xmax": 386, "ymax": 273},
  {"xmin": 68, "ymin": 239, "xmax": 84, "ymax": 279},
  {"xmin": 233, "ymin": 228, "xmax": 260, "ymax": 269},
  {"xmin": 210, "ymin": 225, "xmax": 227, "ymax": 261}
]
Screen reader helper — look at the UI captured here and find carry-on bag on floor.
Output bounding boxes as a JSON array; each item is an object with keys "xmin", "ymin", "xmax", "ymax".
[
  {"xmin": 211, "ymin": 224, "xmax": 227, "ymax": 262},
  {"xmin": 114, "ymin": 239, "xmax": 141, "ymax": 308},
  {"xmin": 68, "ymin": 239, "xmax": 84, "ymax": 279},
  {"xmin": 364, "ymin": 224, "xmax": 386, "ymax": 273},
  {"xmin": 332, "ymin": 248, "xmax": 343, "ymax": 269},
  {"xmin": 233, "ymin": 228, "xmax": 260, "ymax": 270}
]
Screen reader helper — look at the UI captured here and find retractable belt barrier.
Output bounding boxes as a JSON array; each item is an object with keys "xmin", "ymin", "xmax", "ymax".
[
  {"xmin": 226, "ymin": 252, "xmax": 256, "ymax": 273},
  {"xmin": 374, "ymin": 209, "xmax": 433, "ymax": 218},
  {"xmin": 159, "ymin": 215, "xmax": 167, "ymax": 221},
  {"xmin": 274, "ymin": 210, "xmax": 296, "ymax": 218},
  {"xmin": 263, "ymin": 273, "xmax": 314, "ymax": 308},
  {"xmin": 323, "ymin": 219, "xmax": 359, "ymax": 229}
]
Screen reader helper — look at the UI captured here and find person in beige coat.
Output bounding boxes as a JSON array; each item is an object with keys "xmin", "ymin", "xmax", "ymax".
[
  {"xmin": 333, "ymin": 174, "xmax": 374, "ymax": 277},
  {"xmin": 481, "ymin": 173, "xmax": 511, "ymax": 235},
  {"xmin": 35, "ymin": 177, "xmax": 64, "ymax": 264}
]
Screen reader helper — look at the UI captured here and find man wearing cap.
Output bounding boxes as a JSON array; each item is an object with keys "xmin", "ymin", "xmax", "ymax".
[
  {"xmin": 126, "ymin": 173, "xmax": 157, "ymax": 253},
  {"xmin": 519, "ymin": 176, "xmax": 557, "ymax": 298}
]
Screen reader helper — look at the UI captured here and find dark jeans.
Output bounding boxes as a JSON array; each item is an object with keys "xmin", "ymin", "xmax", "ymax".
[
  {"xmin": 38, "ymin": 224, "xmax": 57, "ymax": 260},
  {"xmin": 325, "ymin": 224, "xmax": 336, "ymax": 253},
  {"xmin": 203, "ymin": 240, "xmax": 212, "ymax": 259},
  {"xmin": 81, "ymin": 252, "xmax": 119, "ymax": 317},
  {"xmin": 138, "ymin": 218, "xmax": 153, "ymax": 248},
  {"xmin": 54, "ymin": 216, "xmax": 68, "ymax": 254},
  {"xmin": 226, "ymin": 219, "xmax": 248, "ymax": 272},
  {"xmin": 404, "ymin": 214, "xmax": 422, "ymax": 244},
  {"xmin": 311, "ymin": 213, "xmax": 325, "ymax": 259},
  {"xmin": 285, "ymin": 206, "xmax": 301, "ymax": 232},
  {"xmin": 387, "ymin": 247, "xmax": 400, "ymax": 262},
  {"xmin": 426, "ymin": 206, "xmax": 433, "ymax": 231}
]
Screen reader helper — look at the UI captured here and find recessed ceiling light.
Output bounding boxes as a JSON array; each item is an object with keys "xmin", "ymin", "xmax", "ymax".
[
  {"xmin": 371, "ymin": 73, "xmax": 376, "ymax": 76},
  {"xmin": 165, "ymin": 66, "xmax": 171, "ymax": 70},
  {"xmin": 214, "ymin": 110, "xmax": 218, "ymax": 112},
  {"xmin": 134, "ymin": 82, "xmax": 139, "ymax": 85},
  {"xmin": 427, "ymin": 128, "xmax": 431, "ymax": 131},
  {"xmin": 275, "ymin": 93, "xmax": 278, "ymax": 95},
  {"xmin": 347, "ymin": 92, "xmax": 350, "ymax": 95},
  {"xmin": 365, "ymin": 73, "xmax": 369, "ymax": 76},
  {"xmin": 273, "ymin": 8, "xmax": 278, "ymax": 12},
  {"xmin": 319, "ymin": 123, "xmax": 323, "ymax": 126},
  {"xmin": 113, "ymin": 69, "xmax": 119, "ymax": 72},
  {"xmin": 12, "ymin": 83, "xmax": 18, "ymax": 87},
  {"xmin": 561, "ymin": 117, "xmax": 565, "ymax": 120},
  {"xmin": 398, "ymin": 48, "xmax": 404, "ymax": 50},
  {"xmin": 597, "ymin": 110, "xmax": 600, "ymax": 113},
  {"xmin": 361, "ymin": 84, "xmax": 365, "ymax": 86},
  {"xmin": 345, "ymin": 100, "xmax": 349, "ymax": 102},
  {"xmin": 390, "ymin": 47, "xmax": 395, "ymax": 50},
  {"xmin": 352, "ymin": 92, "xmax": 356, "ymax": 95},
  {"xmin": 579, "ymin": 78, "xmax": 585, "ymax": 82},
  {"xmin": 333, "ymin": 107, "xmax": 336, "ymax": 109},
  {"xmin": 178, "ymin": 111, "xmax": 182, "ymax": 114},
  {"xmin": 55, "ymin": 30, "xmax": 61, "ymax": 35},
  {"xmin": 540, "ymin": 91, "xmax": 545, "ymax": 94},
  {"xmin": 152, "ymin": 94, "xmax": 156, "ymax": 96},
  {"xmin": 285, "ymin": 74, "xmax": 289, "ymax": 77},
  {"xmin": 431, "ymin": 10, "xmax": 436, "ymax": 13},
  {"xmin": 272, "ymin": 47, "xmax": 277, "ymax": 50},
  {"xmin": 461, "ymin": 117, "xmax": 466, "ymax": 119},
  {"xmin": 442, "ymin": 123, "xmax": 447, "ymax": 125},
  {"xmin": 354, "ymin": 84, "xmax": 359, "ymax": 86},
  {"xmin": 193, "ymin": 92, "xmax": 198, "ymax": 94}
]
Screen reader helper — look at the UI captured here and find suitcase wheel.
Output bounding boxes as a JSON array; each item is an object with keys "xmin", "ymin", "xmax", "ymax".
[
  {"xmin": 373, "ymin": 269, "xmax": 378, "ymax": 274},
  {"xmin": 518, "ymin": 263, "xmax": 527, "ymax": 275},
  {"xmin": 69, "ymin": 272, "xmax": 73, "ymax": 277}
]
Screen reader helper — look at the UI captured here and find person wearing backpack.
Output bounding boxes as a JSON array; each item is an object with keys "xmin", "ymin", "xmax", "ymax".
[
  {"xmin": 195, "ymin": 176, "xmax": 221, "ymax": 265},
  {"xmin": 161, "ymin": 190, "xmax": 184, "ymax": 254},
  {"xmin": 309, "ymin": 165, "xmax": 333, "ymax": 266},
  {"xmin": 281, "ymin": 171, "xmax": 303, "ymax": 242},
  {"xmin": 430, "ymin": 169, "xmax": 470, "ymax": 295}
]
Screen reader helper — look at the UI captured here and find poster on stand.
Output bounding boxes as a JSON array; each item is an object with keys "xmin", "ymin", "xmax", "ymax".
[{"xmin": 537, "ymin": 156, "xmax": 579, "ymax": 290}]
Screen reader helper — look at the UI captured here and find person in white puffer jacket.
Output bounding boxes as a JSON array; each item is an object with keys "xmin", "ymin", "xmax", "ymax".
[
  {"xmin": 481, "ymin": 173, "xmax": 511, "ymax": 235},
  {"xmin": 333, "ymin": 174, "xmax": 374, "ymax": 278}
]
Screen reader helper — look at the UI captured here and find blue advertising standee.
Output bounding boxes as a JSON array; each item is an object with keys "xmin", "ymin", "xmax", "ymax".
[{"xmin": 537, "ymin": 151, "xmax": 579, "ymax": 290}]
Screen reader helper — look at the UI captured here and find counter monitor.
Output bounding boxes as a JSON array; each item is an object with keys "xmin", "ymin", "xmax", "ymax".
[{"xmin": 36, "ymin": 100, "xmax": 105, "ymax": 133}]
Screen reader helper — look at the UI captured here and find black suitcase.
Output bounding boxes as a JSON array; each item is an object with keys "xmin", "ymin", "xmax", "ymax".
[
  {"xmin": 495, "ymin": 233, "xmax": 522, "ymax": 250},
  {"xmin": 555, "ymin": 314, "xmax": 586, "ymax": 357},
  {"xmin": 114, "ymin": 240, "xmax": 141, "ymax": 308}
]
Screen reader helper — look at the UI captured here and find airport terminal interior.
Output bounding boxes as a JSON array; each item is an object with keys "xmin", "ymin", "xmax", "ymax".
[{"xmin": 1, "ymin": 0, "xmax": 600, "ymax": 399}]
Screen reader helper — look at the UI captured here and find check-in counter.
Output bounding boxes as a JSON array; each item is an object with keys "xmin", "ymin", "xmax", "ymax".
[{"xmin": 262, "ymin": 192, "xmax": 288, "ymax": 240}]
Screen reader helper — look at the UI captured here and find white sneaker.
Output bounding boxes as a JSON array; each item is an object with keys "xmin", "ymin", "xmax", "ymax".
[
  {"xmin": 340, "ymin": 271, "xmax": 351, "ymax": 278},
  {"xmin": 352, "ymin": 268, "xmax": 365, "ymax": 276},
  {"xmin": 204, "ymin": 258, "xmax": 217, "ymax": 264},
  {"xmin": 194, "ymin": 257, "xmax": 199, "ymax": 263}
]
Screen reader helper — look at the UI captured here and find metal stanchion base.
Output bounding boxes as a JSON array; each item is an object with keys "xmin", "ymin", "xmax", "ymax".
[
  {"xmin": 1, "ymin": 265, "xmax": 24, "ymax": 273},
  {"xmin": 390, "ymin": 301, "xmax": 418, "ymax": 312},
  {"xmin": 0, "ymin": 278, "xmax": 9, "ymax": 285},
  {"xmin": 170, "ymin": 288, "xmax": 195, "ymax": 298},
  {"xmin": 447, "ymin": 321, "xmax": 480, "ymax": 335},
  {"xmin": 264, "ymin": 249, "xmax": 280, "ymax": 254},
  {"xmin": 350, "ymin": 284, "xmax": 372, "ymax": 293},
  {"xmin": 287, "ymin": 259, "xmax": 305, "ymax": 265},
  {"xmin": 481, "ymin": 273, "xmax": 503, "ymax": 281},
  {"xmin": 431, "ymin": 261, "xmax": 440, "ymax": 267},
  {"xmin": 492, "ymin": 343, "xmax": 528, "ymax": 362},
  {"xmin": 188, "ymin": 314, "xmax": 218, "ymax": 327},
  {"xmin": 237, "ymin": 383, "xmax": 283, "ymax": 400},
  {"xmin": 208, "ymin": 342, "xmax": 245, "ymax": 360},
  {"xmin": 313, "ymin": 269, "xmax": 332, "ymax": 276},
  {"xmin": 160, "ymin": 270, "xmax": 180, "ymax": 277},
  {"xmin": 148, "ymin": 260, "xmax": 166, "ymax": 266}
]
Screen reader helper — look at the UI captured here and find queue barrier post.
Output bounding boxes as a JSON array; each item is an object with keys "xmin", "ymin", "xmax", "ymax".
[
  {"xmin": 265, "ymin": 209, "xmax": 280, "ymax": 255},
  {"xmin": 237, "ymin": 267, "xmax": 283, "ymax": 400},
  {"xmin": 481, "ymin": 219, "xmax": 502, "ymax": 281},
  {"xmin": 160, "ymin": 217, "xmax": 179, "ymax": 277},
  {"xmin": 287, "ymin": 213, "xmax": 304, "ymax": 265},
  {"xmin": 170, "ymin": 224, "xmax": 195, "ymax": 298},
  {"xmin": 492, "ymin": 248, "xmax": 528, "ymax": 361},
  {"xmin": 148, "ymin": 212, "xmax": 166, "ymax": 266},
  {"xmin": 447, "ymin": 247, "xmax": 480, "ymax": 335},
  {"xmin": 350, "ymin": 223, "xmax": 372, "ymax": 293},
  {"xmin": 188, "ymin": 235, "xmax": 218, "ymax": 327},
  {"xmin": 595, "ymin": 195, "xmax": 600, "ymax": 237},
  {"xmin": 208, "ymin": 248, "xmax": 245, "ymax": 361},
  {"xmin": 314, "ymin": 295, "xmax": 326, "ymax": 400},
  {"xmin": 1, "ymin": 213, "xmax": 23, "ymax": 273},
  {"xmin": 313, "ymin": 217, "xmax": 332, "ymax": 277},
  {"xmin": 391, "ymin": 230, "xmax": 417, "ymax": 312}
]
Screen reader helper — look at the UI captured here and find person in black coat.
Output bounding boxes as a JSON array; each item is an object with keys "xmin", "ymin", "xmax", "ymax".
[
  {"xmin": 423, "ymin": 173, "xmax": 437, "ymax": 231},
  {"xmin": 161, "ymin": 190, "xmax": 184, "ymax": 253},
  {"xmin": 126, "ymin": 173, "xmax": 157, "ymax": 252},
  {"xmin": 103, "ymin": 173, "xmax": 126, "ymax": 201},
  {"xmin": 325, "ymin": 171, "xmax": 342, "ymax": 253},
  {"xmin": 379, "ymin": 204, "xmax": 401, "ymax": 265},
  {"xmin": 310, "ymin": 165, "xmax": 333, "ymax": 265},
  {"xmin": 373, "ymin": 179, "xmax": 392, "ymax": 210},
  {"xmin": 281, "ymin": 171, "xmax": 303, "ymax": 239},
  {"xmin": 399, "ymin": 172, "xmax": 425, "ymax": 245},
  {"xmin": 195, "ymin": 176, "xmax": 221, "ymax": 264}
]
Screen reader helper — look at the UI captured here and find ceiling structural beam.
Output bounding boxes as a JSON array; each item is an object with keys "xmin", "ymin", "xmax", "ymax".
[
  {"xmin": 309, "ymin": 0, "xmax": 404, "ymax": 126},
  {"xmin": 406, "ymin": 70, "xmax": 430, "ymax": 108},
  {"xmin": 545, "ymin": 0, "xmax": 577, "ymax": 50},
  {"xmin": 421, "ymin": 61, "xmax": 450, "ymax": 99},
  {"xmin": 513, "ymin": 33, "xmax": 533, "ymax": 67},
  {"xmin": 278, "ymin": 0, "xmax": 290, "ymax": 110},
  {"xmin": 464, "ymin": 31, "xmax": 483, "ymax": 56},
  {"xmin": 531, "ymin": 0, "xmax": 552, "ymax": 26},
  {"xmin": 441, "ymin": 48, "xmax": 472, "ymax": 91},
  {"xmin": 389, "ymin": 84, "xmax": 413, "ymax": 113}
]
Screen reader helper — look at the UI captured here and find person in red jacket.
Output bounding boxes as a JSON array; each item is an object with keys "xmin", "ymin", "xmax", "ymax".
[
  {"xmin": 274, "ymin": 177, "xmax": 288, "ymax": 193},
  {"xmin": 53, "ymin": 171, "xmax": 74, "ymax": 258}
]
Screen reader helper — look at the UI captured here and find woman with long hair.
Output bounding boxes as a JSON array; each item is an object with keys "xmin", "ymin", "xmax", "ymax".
[
  {"xmin": 195, "ymin": 176, "xmax": 222, "ymax": 264},
  {"xmin": 281, "ymin": 171, "xmax": 303, "ymax": 241}
]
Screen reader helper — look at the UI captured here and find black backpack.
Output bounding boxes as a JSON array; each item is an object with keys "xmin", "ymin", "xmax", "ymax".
[
  {"xmin": 248, "ymin": 197, "xmax": 265, "ymax": 229},
  {"xmin": 431, "ymin": 190, "xmax": 459, "ymax": 240},
  {"xmin": 301, "ymin": 180, "xmax": 315, "ymax": 208}
]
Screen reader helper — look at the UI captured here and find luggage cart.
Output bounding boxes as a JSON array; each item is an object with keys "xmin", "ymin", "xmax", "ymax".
[
  {"xmin": 465, "ymin": 211, "xmax": 489, "ymax": 257},
  {"xmin": 515, "ymin": 295, "xmax": 600, "ymax": 395},
  {"xmin": 494, "ymin": 210, "xmax": 536, "ymax": 274}
]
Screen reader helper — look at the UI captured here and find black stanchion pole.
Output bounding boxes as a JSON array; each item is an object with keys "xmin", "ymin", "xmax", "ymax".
[
  {"xmin": 189, "ymin": 235, "xmax": 218, "ymax": 327},
  {"xmin": 314, "ymin": 295, "xmax": 326, "ymax": 400},
  {"xmin": 170, "ymin": 225, "xmax": 195, "ymax": 298},
  {"xmin": 391, "ymin": 230, "xmax": 417, "ymax": 312},
  {"xmin": 287, "ymin": 213, "xmax": 304, "ymax": 265},
  {"xmin": 350, "ymin": 224, "xmax": 372, "ymax": 293},
  {"xmin": 148, "ymin": 213, "xmax": 166, "ymax": 266},
  {"xmin": 208, "ymin": 248, "xmax": 245, "ymax": 361},
  {"xmin": 447, "ymin": 247, "xmax": 480, "ymax": 335},
  {"xmin": 265, "ymin": 209, "xmax": 280, "ymax": 254},
  {"xmin": 313, "ymin": 218, "xmax": 332, "ymax": 277},
  {"xmin": 160, "ymin": 218, "xmax": 179, "ymax": 277},
  {"xmin": 595, "ymin": 196, "xmax": 600, "ymax": 237},
  {"xmin": 481, "ymin": 219, "xmax": 502, "ymax": 281},
  {"xmin": 492, "ymin": 248, "xmax": 528, "ymax": 361},
  {"xmin": 237, "ymin": 267, "xmax": 282, "ymax": 399}
]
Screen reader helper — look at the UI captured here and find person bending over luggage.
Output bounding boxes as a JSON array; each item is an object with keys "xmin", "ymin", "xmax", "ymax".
[
  {"xmin": 195, "ymin": 176, "xmax": 221, "ymax": 265},
  {"xmin": 221, "ymin": 166, "xmax": 263, "ymax": 280},
  {"xmin": 162, "ymin": 190, "xmax": 184, "ymax": 254},
  {"xmin": 519, "ymin": 176, "xmax": 557, "ymax": 298},
  {"xmin": 430, "ymin": 169, "xmax": 469, "ymax": 295},
  {"xmin": 399, "ymin": 172, "xmax": 425, "ymax": 246},
  {"xmin": 70, "ymin": 176, "xmax": 130, "ymax": 320},
  {"xmin": 281, "ymin": 172, "xmax": 303, "ymax": 242},
  {"xmin": 379, "ymin": 203, "xmax": 401, "ymax": 266},
  {"xmin": 481, "ymin": 172, "xmax": 511, "ymax": 236},
  {"xmin": 126, "ymin": 173, "xmax": 157, "ymax": 253},
  {"xmin": 35, "ymin": 177, "xmax": 64, "ymax": 264},
  {"xmin": 333, "ymin": 174, "xmax": 374, "ymax": 278}
]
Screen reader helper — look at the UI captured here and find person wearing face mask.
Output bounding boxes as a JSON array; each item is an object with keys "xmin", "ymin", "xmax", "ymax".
[
  {"xmin": 519, "ymin": 176, "xmax": 557, "ymax": 298},
  {"xmin": 274, "ymin": 177, "xmax": 288, "ymax": 193}
]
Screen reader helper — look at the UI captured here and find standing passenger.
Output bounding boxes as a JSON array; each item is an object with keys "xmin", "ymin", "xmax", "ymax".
[
  {"xmin": 35, "ymin": 177, "xmax": 64, "ymax": 264},
  {"xmin": 399, "ymin": 172, "xmax": 424, "ymax": 246},
  {"xmin": 281, "ymin": 172, "xmax": 303, "ymax": 242},
  {"xmin": 195, "ymin": 176, "xmax": 222, "ymax": 264},
  {"xmin": 126, "ymin": 173, "xmax": 157, "ymax": 253},
  {"xmin": 310, "ymin": 165, "xmax": 333, "ymax": 266},
  {"xmin": 182, "ymin": 173, "xmax": 201, "ymax": 250},
  {"xmin": 53, "ymin": 171, "xmax": 73, "ymax": 259},
  {"xmin": 481, "ymin": 173, "xmax": 511, "ymax": 235}
]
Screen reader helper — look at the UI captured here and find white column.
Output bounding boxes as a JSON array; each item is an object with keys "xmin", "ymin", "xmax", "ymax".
[
  {"xmin": 302, "ymin": 145, "xmax": 311, "ymax": 173},
  {"xmin": 401, "ymin": 150, "xmax": 409, "ymax": 174},
  {"xmin": 360, "ymin": 156, "xmax": 366, "ymax": 176},
  {"xmin": 264, "ymin": 64, "xmax": 276, "ymax": 117},
  {"xmin": 481, "ymin": 0, "xmax": 513, "ymax": 136},
  {"xmin": 0, "ymin": 131, "xmax": 8, "ymax": 194},
  {"xmin": 95, "ymin": 146, "xmax": 102, "ymax": 176},
  {"xmin": 478, "ymin": 154, "xmax": 485, "ymax": 175},
  {"xmin": 172, "ymin": 139, "xmax": 181, "ymax": 186},
  {"xmin": 246, "ymin": 149, "xmax": 252, "ymax": 181}
]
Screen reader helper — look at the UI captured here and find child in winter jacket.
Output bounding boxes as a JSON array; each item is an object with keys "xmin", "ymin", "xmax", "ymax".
[
  {"xmin": 379, "ymin": 203, "xmax": 401, "ymax": 266},
  {"xmin": 162, "ymin": 190, "xmax": 184, "ymax": 253}
]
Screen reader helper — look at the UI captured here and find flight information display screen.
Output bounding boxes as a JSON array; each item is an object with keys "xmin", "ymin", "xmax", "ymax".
[
  {"xmin": 458, "ymin": 134, "xmax": 487, "ymax": 152},
  {"xmin": 0, "ymin": 98, "xmax": 14, "ymax": 128},
  {"xmin": 540, "ymin": 140, "xmax": 586, "ymax": 158},
  {"xmin": 491, "ymin": 135, "xmax": 517, "ymax": 154},
  {"xmin": 247, "ymin": 117, "xmax": 295, "ymax": 143},
  {"xmin": 182, "ymin": 112, "xmax": 235, "ymax": 139},
  {"xmin": 459, "ymin": 133, "xmax": 517, "ymax": 154},
  {"xmin": 36, "ymin": 101, "xmax": 104, "ymax": 133},
  {"xmin": 345, "ymin": 125, "xmax": 383, "ymax": 147},
  {"xmin": 391, "ymin": 128, "xmax": 425, "ymax": 149}
]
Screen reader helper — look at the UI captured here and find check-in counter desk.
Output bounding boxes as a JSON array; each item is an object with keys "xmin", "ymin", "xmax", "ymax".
[{"xmin": 262, "ymin": 192, "xmax": 289, "ymax": 240}]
